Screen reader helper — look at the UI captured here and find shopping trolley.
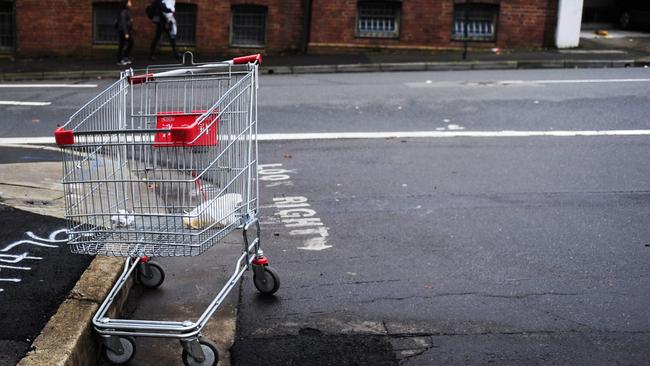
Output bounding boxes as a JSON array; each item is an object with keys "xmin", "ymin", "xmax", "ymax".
[{"xmin": 54, "ymin": 53, "xmax": 279, "ymax": 365}]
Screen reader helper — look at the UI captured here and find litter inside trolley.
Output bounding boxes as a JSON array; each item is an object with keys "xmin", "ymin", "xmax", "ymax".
[{"xmin": 54, "ymin": 53, "xmax": 279, "ymax": 365}]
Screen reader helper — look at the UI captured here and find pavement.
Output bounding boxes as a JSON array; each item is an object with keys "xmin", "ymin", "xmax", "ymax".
[
  {"xmin": 1, "ymin": 31, "xmax": 650, "ymax": 81},
  {"xmin": 0, "ymin": 30, "xmax": 649, "ymax": 365}
]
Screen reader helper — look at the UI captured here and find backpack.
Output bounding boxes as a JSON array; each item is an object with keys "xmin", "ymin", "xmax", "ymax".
[
  {"xmin": 145, "ymin": 4, "xmax": 155, "ymax": 20},
  {"xmin": 146, "ymin": 0, "xmax": 162, "ymax": 21}
]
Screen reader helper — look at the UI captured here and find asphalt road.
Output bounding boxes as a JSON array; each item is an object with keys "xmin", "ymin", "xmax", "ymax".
[
  {"xmin": 1, "ymin": 68, "xmax": 649, "ymax": 365},
  {"xmin": 233, "ymin": 69, "xmax": 650, "ymax": 365},
  {"xmin": 2, "ymin": 68, "xmax": 650, "ymax": 138},
  {"xmin": 234, "ymin": 137, "xmax": 650, "ymax": 365}
]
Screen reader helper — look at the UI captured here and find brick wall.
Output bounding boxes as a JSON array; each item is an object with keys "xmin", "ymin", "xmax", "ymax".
[
  {"xmin": 14, "ymin": 0, "xmax": 304, "ymax": 58},
  {"xmin": 309, "ymin": 0, "xmax": 558, "ymax": 53},
  {"xmin": 13, "ymin": 0, "xmax": 557, "ymax": 58},
  {"xmin": 16, "ymin": 0, "xmax": 94, "ymax": 56}
]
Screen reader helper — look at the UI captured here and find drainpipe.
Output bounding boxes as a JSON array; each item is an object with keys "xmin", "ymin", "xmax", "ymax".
[
  {"xmin": 555, "ymin": 0, "xmax": 584, "ymax": 48},
  {"xmin": 302, "ymin": 0, "xmax": 313, "ymax": 53},
  {"xmin": 463, "ymin": 0, "xmax": 470, "ymax": 60}
]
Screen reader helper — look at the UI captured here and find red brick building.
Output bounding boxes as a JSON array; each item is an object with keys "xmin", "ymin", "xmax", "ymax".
[{"xmin": 0, "ymin": 0, "xmax": 559, "ymax": 58}]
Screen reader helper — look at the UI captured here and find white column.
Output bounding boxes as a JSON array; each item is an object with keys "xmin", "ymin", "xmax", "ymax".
[{"xmin": 555, "ymin": 0, "xmax": 584, "ymax": 48}]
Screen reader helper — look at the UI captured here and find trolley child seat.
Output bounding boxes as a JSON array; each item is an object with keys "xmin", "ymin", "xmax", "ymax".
[{"xmin": 54, "ymin": 53, "xmax": 279, "ymax": 365}]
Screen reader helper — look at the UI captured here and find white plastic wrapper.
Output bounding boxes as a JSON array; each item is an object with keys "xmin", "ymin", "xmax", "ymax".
[
  {"xmin": 111, "ymin": 209, "xmax": 135, "ymax": 228},
  {"xmin": 183, "ymin": 193, "xmax": 243, "ymax": 229}
]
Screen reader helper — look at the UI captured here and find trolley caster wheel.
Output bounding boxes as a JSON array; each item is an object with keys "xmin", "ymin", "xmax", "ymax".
[
  {"xmin": 253, "ymin": 265, "xmax": 280, "ymax": 295},
  {"xmin": 182, "ymin": 337, "xmax": 219, "ymax": 366},
  {"xmin": 101, "ymin": 336, "xmax": 136, "ymax": 365},
  {"xmin": 137, "ymin": 261, "xmax": 165, "ymax": 289}
]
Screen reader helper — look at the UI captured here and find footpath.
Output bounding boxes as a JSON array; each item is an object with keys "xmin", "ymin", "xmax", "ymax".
[
  {"xmin": 1, "ymin": 31, "xmax": 650, "ymax": 80},
  {"xmin": 1, "ymin": 31, "xmax": 650, "ymax": 366}
]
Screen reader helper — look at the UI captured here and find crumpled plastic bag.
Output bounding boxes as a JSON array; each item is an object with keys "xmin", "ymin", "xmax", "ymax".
[
  {"xmin": 111, "ymin": 209, "xmax": 135, "ymax": 228},
  {"xmin": 183, "ymin": 193, "xmax": 243, "ymax": 229}
]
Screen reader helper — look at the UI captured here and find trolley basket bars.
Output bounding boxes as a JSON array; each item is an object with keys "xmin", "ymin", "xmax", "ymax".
[
  {"xmin": 54, "ymin": 54, "xmax": 279, "ymax": 365},
  {"xmin": 55, "ymin": 54, "xmax": 262, "ymax": 257}
]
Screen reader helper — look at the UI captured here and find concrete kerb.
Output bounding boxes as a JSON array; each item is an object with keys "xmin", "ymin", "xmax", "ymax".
[
  {"xmin": 1, "ymin": 58, "xmax": 648, "ymax": 80},
  {"xmin": 18, "ymin": 257, "xmax": 129, "ymax": 366},
  {"xmin": 634, "ymin": 57, "xmax": 650, "ymax": 67},
  {"xmin": 379, "ymin": 62, "xmax": 427, "ymax": 72},
  {"xmin": 0, "ymin": 157, "xmax": 130, "ymax": 366}
]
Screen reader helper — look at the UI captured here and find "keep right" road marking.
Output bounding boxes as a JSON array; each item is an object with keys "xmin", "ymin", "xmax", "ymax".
[{"xmin": 259, "ymin": 163, "xmax": 332, "ymax": 251}]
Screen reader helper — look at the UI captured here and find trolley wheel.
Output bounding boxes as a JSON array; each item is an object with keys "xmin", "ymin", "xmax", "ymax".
[
  {"xmin": 101, "ymin": 336, "xmax": 136, "ymax": 365},
  {"xmin": 137, "ymin": 261, "xmax": 165, "ymax": 289},
  {"xmin": 253, "ymin": 265, "xmax": 280, "ymax": 295},
  {"xmin": 181, "ymin": 337, "xmax": 219, "ymax": 366}
]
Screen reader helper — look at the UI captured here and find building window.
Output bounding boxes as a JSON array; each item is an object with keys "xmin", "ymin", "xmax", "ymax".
[
  {"xmin": 93, "ymin": 2, "xmax": 121, "ymax": 44},
  {"xmin": 231, "ymin": 5, "xmax": 267, "ymax": 48},
  {"xmin": 171, "ymin": 3, "xmax": 197, "ymax": 46},
  {"xmin": 452, "ymin": 4, "xmax": 499, "ymax": 42},
  {"xmin": 0, "ymin": 1, "xmax": 14, "ymax": 51},
  {"xmin": 357, "ymin": 1, "xmax": 400, "ymax": 39}
]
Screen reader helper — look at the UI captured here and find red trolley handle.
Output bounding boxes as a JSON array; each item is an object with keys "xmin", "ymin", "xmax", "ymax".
[
  {"xmin": 129, "ymin": 54, "xmax": 263, "ymax": 85},
  {"xmin": 231, "ymin": 54, "xmax": 263, "ymax": 65}
]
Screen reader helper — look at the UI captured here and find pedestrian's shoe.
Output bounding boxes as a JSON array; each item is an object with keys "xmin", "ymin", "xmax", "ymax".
[{"xmin": 117, "ymin": 59, "xmax": 131, "ymax": 66}]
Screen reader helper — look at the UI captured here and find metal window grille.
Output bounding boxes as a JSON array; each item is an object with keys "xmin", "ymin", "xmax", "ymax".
[
  {"xmin": 169, "ymin": 3, "xmax": 197, "ymax": 46},
  {"xmin": 0, "ymin": 1, "xmax": 14, "ymax": 51},
  {"xmin": 93, "ymin": 2, "xmax": 120, "ymax": 44},
  {"xmin": 231, "ymin": 6, "xmax": 267, "ymax": 47},
  {"xmin": 357, "ymin": 1, "xmax": 400, "ymax": 38},
  {"xmin": 452, "ymin": 4, "xmax": 499, "ymax": 41}
]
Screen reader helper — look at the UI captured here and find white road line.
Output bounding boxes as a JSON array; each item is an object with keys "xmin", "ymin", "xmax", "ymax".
[
  {"xmin": 258, "ymin": 130, "xmax": 650, "ymax": 140},
  {"xmin": 499, "ymin": 78, "xmax": 650, "ymax": 85},
  {"xmin": 0, "ymin": 84, "xmax": 98, "ymax": 88},
  {"xmin": 1, "ymin": 130, "xmax": 650, "ymax": 146},
  {"xmin": 0, "ymin": 101, "xmax": 51, "ymax": 106},
  {"xmin": 409, "ymin": 78, "xmax": 650, "ymax": 87}
]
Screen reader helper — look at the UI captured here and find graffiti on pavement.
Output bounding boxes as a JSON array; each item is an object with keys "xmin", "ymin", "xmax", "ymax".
[{"xmin": 0, "ymin": 229, "xmax": 70, "ymax": 293}]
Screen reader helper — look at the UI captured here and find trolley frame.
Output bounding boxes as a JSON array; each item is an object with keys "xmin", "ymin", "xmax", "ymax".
[{"xmin": 55, "ymin": 53, "xmax": 278, "ymax": 365}]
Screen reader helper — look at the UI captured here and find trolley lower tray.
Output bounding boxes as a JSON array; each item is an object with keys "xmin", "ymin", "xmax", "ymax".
[{"xmin": 67, "ymin": 215, "xmax": 239, "ymax": 257}]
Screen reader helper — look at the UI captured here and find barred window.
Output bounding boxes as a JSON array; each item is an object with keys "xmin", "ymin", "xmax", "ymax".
[
  {"xmin": 172, "ymin": 3, "xmax": 197, "ymax": 46},
  {"xmin": 231, "ymin": 5, "xmax": 267, "ymax": 47},
  {"xmin": 0, "ymin": 1, "xmax": 14, "ymax": 51},
  {"xmin": 357, "ymin": 1, "xmax": 400, "ymax": 38},
  {"xmin": 93, "ymin": 2, "xmax": 120, "ymax": 44},
  {"xmin": 452, "ymin": 4, "xmax": 499, "ymax": 41}
]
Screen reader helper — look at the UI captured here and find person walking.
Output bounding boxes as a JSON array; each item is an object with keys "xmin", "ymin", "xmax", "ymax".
[
  {"xmin": 149, "ymin": 0, "xmax": 181, "ymax": 60},
  {"xmin": 116, "ymin": 0, "xmax": 134, "ymax": 66}
]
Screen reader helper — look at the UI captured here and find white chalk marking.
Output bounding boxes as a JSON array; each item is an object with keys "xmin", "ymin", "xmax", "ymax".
[
  {"xmin": 0, "ymin": 253, "xmax": 43, "ymax": 263},
  {"xmin": 0, "ymin": 101, "xmax": 51, "ymax": 106},
  {"xmin": 0, "ymin": 278, "xmax": 21, "ymax": 282},
  {"xmin": 0, "ymin": 264, "xmax": 31, "ymax": 271},
  {"xmin": 27, "ymin": 229, "xmax": 70, "ymax": 243},
  {"xmin": 0, "ymin": 239, "xmax": 58, "ymax": 252}
]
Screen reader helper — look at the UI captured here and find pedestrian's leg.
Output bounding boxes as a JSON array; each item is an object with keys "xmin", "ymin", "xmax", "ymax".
[
  {"xmin": 170, "ymin": 37, "xmax": 181, "ymax": 59},
  {"xmin": 117, "ymin": 33, "xmax": 125, "ymax": 63},
  {"xmin": 166, "ymin": 29, "xmax": 181, "ymax": 59},
  {"xmin": 149, "ymin": 23, "xmax": 162, "ymax": 59},
  {"xmin": 125, "ymin": 36, "xmax": 134, "ymax": 60}
]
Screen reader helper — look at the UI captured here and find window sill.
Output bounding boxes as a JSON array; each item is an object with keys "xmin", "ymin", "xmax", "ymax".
[
  {"xmin": 451, "ymin": 37, "xmax": 496, "ymax": 43},
  {"xmin": 356, "ymin": 33, "xmax": 399, "ymax": 39},
  {"xmin": 230, "ymin": 44, "xmax": 266, "ymax": 49}
]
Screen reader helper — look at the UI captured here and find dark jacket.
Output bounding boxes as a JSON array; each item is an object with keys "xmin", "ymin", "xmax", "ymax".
[{"xmin": 117, "ymin": 8, "xmax": 133, "ymax": 35}]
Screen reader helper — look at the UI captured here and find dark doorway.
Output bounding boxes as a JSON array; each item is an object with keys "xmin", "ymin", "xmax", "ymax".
[{"xmin": 0, "ymin": 1, "xmax": 14, "ymax": 52}]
